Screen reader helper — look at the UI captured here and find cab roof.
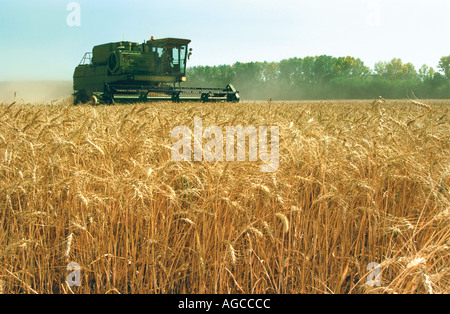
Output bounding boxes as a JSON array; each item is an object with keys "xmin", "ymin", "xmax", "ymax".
[{"xmin": 147, "ymin": 38, "xmax": 191, "ymax": 45}]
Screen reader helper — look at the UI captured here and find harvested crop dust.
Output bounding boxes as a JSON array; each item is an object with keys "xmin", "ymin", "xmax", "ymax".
[
  {"xmin": 0, "ymin": 98, "xmax": 449, "ymax": 294},
  {"xmin": 0, "ymin": 81, "xmax": 72, "ymax": 104}
]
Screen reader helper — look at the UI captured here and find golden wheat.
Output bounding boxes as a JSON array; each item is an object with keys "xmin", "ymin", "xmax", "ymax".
[{"xmin": 0, "ymin": 98, "xmax": 448, "ymax": 294}]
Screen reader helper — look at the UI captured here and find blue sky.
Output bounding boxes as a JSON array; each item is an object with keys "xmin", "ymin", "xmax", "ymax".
[{"xmin": 0, "ymin": 0, "xmax": 449, "ymax": 80}]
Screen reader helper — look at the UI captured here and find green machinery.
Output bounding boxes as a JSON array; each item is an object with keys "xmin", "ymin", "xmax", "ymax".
[{"xmin": 73, "ymin": 37, "xmax": 240, "ymax": 104}]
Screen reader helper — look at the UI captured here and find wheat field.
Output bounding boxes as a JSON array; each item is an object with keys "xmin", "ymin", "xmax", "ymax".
[{"xmin": 0, "ymin": 98, "xmax": 449, "ymax": 294}]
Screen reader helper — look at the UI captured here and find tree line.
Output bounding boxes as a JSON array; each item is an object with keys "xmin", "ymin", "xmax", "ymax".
[{"xmin": 186, "ymin": 55, "xmax": 450, "ymax": 100}]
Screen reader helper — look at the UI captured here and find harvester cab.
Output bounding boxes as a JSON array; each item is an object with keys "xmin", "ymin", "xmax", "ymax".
[{"xmin": 73, "ymin": 37, "xmax": 240, "ymax": 104}]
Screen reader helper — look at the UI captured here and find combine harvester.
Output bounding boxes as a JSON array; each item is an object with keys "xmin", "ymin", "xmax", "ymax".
[{"xmin": 73, "ymin": 37, "xmax": 240, "ymax": 105}]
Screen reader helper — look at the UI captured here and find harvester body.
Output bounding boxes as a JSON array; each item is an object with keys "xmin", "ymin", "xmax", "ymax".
[{"xmin": 73, "ymin": 37, "xmax": 240, "ymax": 104}]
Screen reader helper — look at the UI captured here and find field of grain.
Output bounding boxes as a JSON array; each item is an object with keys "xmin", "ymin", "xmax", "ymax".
[{"xmin": 0, "ymin": 98, "xmax": 449, "ymax": 294}]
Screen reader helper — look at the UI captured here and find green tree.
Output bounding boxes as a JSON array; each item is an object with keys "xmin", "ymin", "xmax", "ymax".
[
  {"xmin": 438, "ymin": 55, "xmax": 450, "ymax": 79},
  {"xmin": 400, "ymin": 62, "xmax": 418, "ymax": 80},
  {"xmin": 279, "ymin": 58, "xmax": 302, "ymax": 85},
  {"xmin": 312, "ymin": 55, "xmax": 336, "ymax": 81},
  {"xmin": 375, "ymin": 58, "xmax": 417, "ymax": 80},
  {"xmin": 374, "ymin": 61, "xmax": 388, "ymax": 78},
  {"xmin": 261, "ymin": 62, "xmax": 279, "ymax": 82},
  {"xmin": 431, "ymin": 72, "xmax": 446, "ymax": 86},
  {"xmin": 185, "ymin": 55, "xmax": 449, "ymax": 100},
  {"xmin": 300, "ymin": 56, "xmax": 315, "ymax": 83},
  {"xmin": 334, "ymin": 56, "xmax": 370, "ymax": 77},
  {"xmin": 419, "ymin": 64, "xmax": 435, "ymax": 81}
]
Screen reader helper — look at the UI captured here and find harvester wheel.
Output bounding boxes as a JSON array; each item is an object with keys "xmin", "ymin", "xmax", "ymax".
[
  {"xmin": 74, "ymin": 90, "xmax": 93, "ymax": 105},
  {"xmin": 171, "ymin": 91, "xmax": 181, "ymax": 103},
  {"xmin": 201, "ymin": 93, "xmax": 210, "ymax": 103},
  {"xmin": 102, "ymin": 92, "xmax": 115, "ymax": 105},
  {"xmin": 101, "ymin": 84, "xmax": 115, "ymax": 105},
  {"xmin": 91, "ymin": 95, "xmax": 98, "ymax": 106}
]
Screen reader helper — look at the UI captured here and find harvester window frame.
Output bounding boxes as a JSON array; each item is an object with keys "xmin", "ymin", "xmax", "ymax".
[
  {"xmin": 176, "ymin": 45, "xmax": 187, "ymax": 74},
  {"xmin": 150, "ymin": 43, "xmax": 188, "ymax": 73}
]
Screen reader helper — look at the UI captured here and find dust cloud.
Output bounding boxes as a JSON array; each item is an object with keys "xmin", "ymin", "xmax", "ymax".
[{"xmin": 0, "ymin": 81, "xmax": 73, "ymax": 104}]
